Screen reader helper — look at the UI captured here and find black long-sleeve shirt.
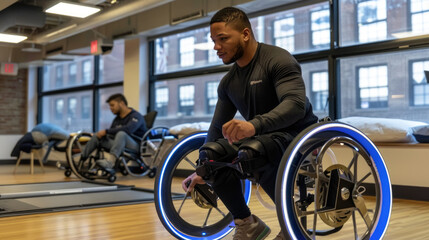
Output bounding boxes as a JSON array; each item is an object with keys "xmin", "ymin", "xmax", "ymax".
[
  {"xmin": 207, "ymin": 43, "xmax": 318, "ymax": 142},
  {"xmin": 106, "ymin": 109, "xmax": 147, "ymax": 139}
]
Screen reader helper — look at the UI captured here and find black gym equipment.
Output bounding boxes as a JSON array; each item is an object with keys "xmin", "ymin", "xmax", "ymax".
[
  {"xmin": 0, "ymin": 180, "xmax": 166, "ymax": 218},
  {"xmin": 154, "ymin": 122, "xmax": 393, "ymax": 240}
]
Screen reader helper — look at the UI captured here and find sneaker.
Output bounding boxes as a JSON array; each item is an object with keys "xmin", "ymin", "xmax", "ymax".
[
  {"xmin": 233, "ymin": 214, "xmax": 271, "ymax": 240},
  {"xmin": 96, "ymin": 158, "xmax": 114, "ymax": 169},
  {"xmin": 272, "ymin": 230, "xmax": 286, "ymax": 240}
]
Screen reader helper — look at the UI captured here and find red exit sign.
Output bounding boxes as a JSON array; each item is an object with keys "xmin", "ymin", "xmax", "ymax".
[{"xmin": 1, "ymin": 62, "xmax": 18, "ymax": 76}]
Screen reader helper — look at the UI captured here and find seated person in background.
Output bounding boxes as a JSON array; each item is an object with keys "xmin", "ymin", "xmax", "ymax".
[
  {"xmin": 80, "ymin": 93, "xmax": 147, "ymax": 169},
  {"xmin": 11, "ymin": 123, "xmax": 69, "ymax": 160}
]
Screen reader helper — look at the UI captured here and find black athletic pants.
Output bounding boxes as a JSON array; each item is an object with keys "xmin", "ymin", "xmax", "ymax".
[{"xmin": 208, "ymin": 132, "xmax": 293, "ymax": 220}]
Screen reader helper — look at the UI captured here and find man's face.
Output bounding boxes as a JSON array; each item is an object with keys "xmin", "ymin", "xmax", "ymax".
[
  {"xmin": 108, "ymin": 100, "xmax": 121, "ymax": 115},
  {"xmin": 210, "ymin": 22, "xmax": 244, "ymax": 65}
]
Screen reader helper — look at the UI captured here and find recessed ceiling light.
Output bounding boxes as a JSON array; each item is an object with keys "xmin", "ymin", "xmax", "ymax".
[
  {"xmin": 0, "ymin": 33, "xmax": 27, "ymax": 43},
  {"xmin": 45, "ymin": 1, "xmax": 101, "ymax": 18}
]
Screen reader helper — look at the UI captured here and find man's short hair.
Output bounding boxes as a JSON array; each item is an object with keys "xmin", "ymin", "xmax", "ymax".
[
  {"xmin": 106, "ymin": 93, "xmax": 128, "ymax": 106},
  {"xmin": 210, "ymin": 7, "xmax": 253, "ymax": 35}
]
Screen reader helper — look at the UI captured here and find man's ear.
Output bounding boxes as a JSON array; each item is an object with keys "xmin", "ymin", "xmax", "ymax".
[{"xmin": 242, "ymin": 28, "xmax": 251, "ymax": 41}]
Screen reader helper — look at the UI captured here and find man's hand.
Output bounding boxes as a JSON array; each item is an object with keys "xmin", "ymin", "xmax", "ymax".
[
  {"xmin": 182, "ymin": 172, "xmax": 206, "ymax": 193},
  {"xmin": 95, "ymin": 129, "xmax": 107, "ymax": 139},
  {"xmin": 222, "ymin": 119, "xmax": 255, "ymax": 144}
]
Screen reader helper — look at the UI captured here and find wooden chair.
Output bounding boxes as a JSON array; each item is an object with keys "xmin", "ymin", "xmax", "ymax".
[{"xmin": 13, "ymin": 143, "xmax": 45, "ymax": 174}]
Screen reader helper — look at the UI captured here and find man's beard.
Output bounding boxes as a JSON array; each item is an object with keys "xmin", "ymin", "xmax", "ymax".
[{"xmin": 223, "ymin": 43, "xmax": 244, "ymax": 65}]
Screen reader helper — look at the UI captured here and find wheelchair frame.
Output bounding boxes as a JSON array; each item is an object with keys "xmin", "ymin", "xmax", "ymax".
[
  {"xmin": 154, "ymin": 121, "xmax": 393, "ymax": 240},
  {"xmin": 63, "ymin": 126, "xmax": 178, "ymax": 182}
]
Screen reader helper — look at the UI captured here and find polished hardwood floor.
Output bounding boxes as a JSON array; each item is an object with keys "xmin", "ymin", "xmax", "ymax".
[{"xmin": 0, "ymin": 163, "xmax": 428, "ymax": 239}]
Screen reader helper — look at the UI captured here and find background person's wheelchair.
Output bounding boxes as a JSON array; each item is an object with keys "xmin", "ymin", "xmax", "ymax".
[
  {"xmin": 64, "ymin": 111, "xmax": 178, "ymax": 182},
  {"xmin": 154, "ymin": 121, "xmax": 392, "ymax": 239}
]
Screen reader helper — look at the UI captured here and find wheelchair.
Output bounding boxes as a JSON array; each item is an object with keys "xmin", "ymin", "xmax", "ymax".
[
  {"xmin": 154, "ymin": 121, "xmax": 392, "ymax": 239},
  {"xmin": 64, "ymin": 111, "xmax": 178, "ymax": 182}
]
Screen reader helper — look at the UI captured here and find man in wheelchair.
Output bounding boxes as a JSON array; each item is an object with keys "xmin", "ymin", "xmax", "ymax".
[
  {"xmin": 182, "ymin": 7, "xmax": 318, "ymax": 240},
  {"xmin": 80, "ymin": 93, "xmax": 147, "ymax": 173}
]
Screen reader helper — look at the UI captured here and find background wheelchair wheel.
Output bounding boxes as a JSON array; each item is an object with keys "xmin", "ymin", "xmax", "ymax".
[
  {"xmin": 275, "ymin": 122, "xmax": 392, "ymax": 240},
  {"xmin": 66, "ymin": 132, "xmax": 94, "ymax": 180},
  {"xmin": 155, "ymin": 132, "xmax": 252, "ymax": 240}
]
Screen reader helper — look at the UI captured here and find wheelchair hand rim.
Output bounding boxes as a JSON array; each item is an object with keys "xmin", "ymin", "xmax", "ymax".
[{"xmin": 276, "ymin": 122, "xmax": 392, "ymax": 240}]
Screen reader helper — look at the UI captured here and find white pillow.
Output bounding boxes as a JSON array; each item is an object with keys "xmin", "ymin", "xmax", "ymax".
[
  {"xmin": 338, "ymin": 117, "xmax": 427, "ymax": 143},
  {"xmin": 169, "ymin": 122, "xmax": 210, "ymax": 136}
]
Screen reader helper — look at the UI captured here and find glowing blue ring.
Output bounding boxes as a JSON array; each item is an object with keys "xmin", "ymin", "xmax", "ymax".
[
  {"xmin": 279, "ymin": 122, "xmax": 392, "ymax": 240},
  {"xmin": 157, "ymin": 132, "xmax": 252, "ymax": 240}
]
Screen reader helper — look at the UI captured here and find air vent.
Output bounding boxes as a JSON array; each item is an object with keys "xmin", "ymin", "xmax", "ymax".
[{"xmin": 170, "ymin": 9, "xmax": 204, "ymax": 25}]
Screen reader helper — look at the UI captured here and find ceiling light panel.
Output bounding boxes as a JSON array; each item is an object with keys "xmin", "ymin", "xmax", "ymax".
[
  {"xmin": 45, "ymin": 1, "xmax": 101, "ymax": 18},
  {"xmin": 0, "ymin": 33, "xmax": 27, "ymax": 43}
]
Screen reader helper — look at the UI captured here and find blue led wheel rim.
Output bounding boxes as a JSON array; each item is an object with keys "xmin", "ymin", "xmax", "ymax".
[
  {"xmin": 276, "ymin": 122, "xmax": 392, "ymax": 240},
  {"xmin": 155, "ymin": 132, "xmax": 252, "ymax": 240}
]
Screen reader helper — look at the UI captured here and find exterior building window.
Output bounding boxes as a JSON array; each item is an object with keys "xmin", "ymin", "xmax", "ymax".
[
  {"xmin": 180, "ymin": 36, "xmax": 195, "ymax": 67},
  {"xmin": 82, "ymin": 60, "xmax": 92, "ymax": 84},
  {"xmin": 357, "ymin": 65, "xmax": 388, "ymax": 109},
  {"xmin": 81, "ymin": 96, "xmax": 91, "ymax": 119},
  {"xmin": 311, "ymin": 8, "xmax": 330, "ymax": 47},
  {"xmin": 357, "ymin": 0, "xmax": 387, "ymax": 43},
  {"xmin": 411, "ymin": 60, "xmax": 429, "ymax": 106},
  {"xmin": 55, "ymin": 99, "xmax": 64, "ymax": 120},
  {"xmin": 206, "ymin": 81, "xmax": 219, "ymax": 114},
  {"xmin": 55, "ymin": 66, "xmax": 63, "ymax": 87},
  {"xmin": 273, "ymin": 17, "xmax": 295, "ymax": 52},
  {"xmin": 67, "ymin": 97, "xmax": 77, "ymax": 119},
  {"xmin": 155, "ymin": 87, "xmax": 169, "ymax": 117},
  {"xmin": 69, "ymin": 63, "xmax": 76, "ymax": 85},
  {"xmin": 311, "ymin": 71, "xmax": 329, "ymax": 111},
  {"xmin": 411, "ymin": 0, "xmax": 429, "ymax": 34},
  {"xmin": 178, "ymin": 84, "xmax": 195, "ymax": 116}
]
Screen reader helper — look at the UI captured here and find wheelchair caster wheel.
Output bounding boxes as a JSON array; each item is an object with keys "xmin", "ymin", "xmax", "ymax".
[
  {"xmin": 148, "ymin": 168, "xmax": 156, "ymax": 178},
  {"xmin": 108, "ymin": 175, "xmax": 117, "ymax": 182},
  {"xmin": 64, "ymin": 170, "xmax": 72, "ymax": 177},
  {"xmin": 121, "ymin": 169, "xmax": 128, "ymax": 176}
]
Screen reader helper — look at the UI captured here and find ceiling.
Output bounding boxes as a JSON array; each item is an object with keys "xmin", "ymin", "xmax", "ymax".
[
  {"xmin": 0, "ymin": 0, "xmax": 298, "ymax": 64},
  {"xmin": 1, "ymin": 1, "xmax": 121, "ymax": 42}
]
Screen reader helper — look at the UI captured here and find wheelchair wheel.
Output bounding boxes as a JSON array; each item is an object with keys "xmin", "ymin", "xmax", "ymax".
[
  {"xmin": 155, "ymin": 132, "xmax": 252, "ymax": 240},
  {"xmin": 275, "ymin": 122, "xmax": 392, "ymax": 240},
  {"xmin": 66, "ymin": 132, "xmax": 95, "ymax": 180}
]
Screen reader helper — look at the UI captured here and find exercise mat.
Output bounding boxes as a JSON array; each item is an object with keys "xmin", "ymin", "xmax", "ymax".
[{"xmin": 0, "ymin": 180, "xmax": 176, "ymax": 217}]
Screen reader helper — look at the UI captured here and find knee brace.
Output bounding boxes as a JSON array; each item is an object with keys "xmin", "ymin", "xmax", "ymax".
[
  {"xmin": 198, "ymin": 140, "xmax": 238, "ymax": 165},
  {"xmin": 237, "ymin": 139, "xmax": 268, "ymax": 175},
  {"xmin": 237, "ymin": 132, "xmax": 293, "ymax": 174},
  {"xmin": 196, "ymin": 140, "xmax": 238, "ymax": 183}
]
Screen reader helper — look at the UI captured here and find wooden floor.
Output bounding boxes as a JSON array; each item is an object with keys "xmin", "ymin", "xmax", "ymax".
[{"xmin": 1, "ymin": 163, "xmax": 428, "ymax": 240}]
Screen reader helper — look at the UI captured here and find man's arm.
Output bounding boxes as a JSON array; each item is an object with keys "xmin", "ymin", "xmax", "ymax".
[
  {"xmin": 106, "ymin": 111, "xmax": 145, "ymax": 136},
  {"xmin": 206, "ymin": 86, "xmax": 237, "ymax": 143},
  {"xmin": 249, "ymin": 53, "xmax": 307, "ymax": 135}
]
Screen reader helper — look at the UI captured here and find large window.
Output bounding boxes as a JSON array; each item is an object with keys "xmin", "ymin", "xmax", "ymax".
[
  {"xmin": 151, "ymin": 0, "xmax": 429, "ymax": 128},
  {"xmin": 39, "ymin": 40, "xmax": 124, "ymax": 132}
]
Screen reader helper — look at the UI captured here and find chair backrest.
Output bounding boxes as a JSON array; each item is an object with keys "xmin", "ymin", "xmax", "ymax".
[{"xmin": 144, "ymin": 111, "xmax": 158, "ymax": 129}]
